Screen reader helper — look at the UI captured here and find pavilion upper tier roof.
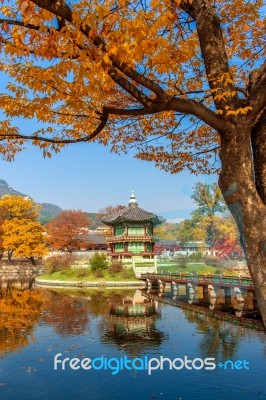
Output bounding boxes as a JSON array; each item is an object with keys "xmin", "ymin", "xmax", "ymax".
[{"xmin": 101, "ymin": 191, "xmax": 163, "ymax": 226}]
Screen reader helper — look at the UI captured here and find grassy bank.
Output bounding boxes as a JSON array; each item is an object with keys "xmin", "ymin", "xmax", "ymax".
[
  {"xmin": 40, "ymin": 264, "xmax": 238, "ymax": 282},
  {"xmin": 40, "ymin": 267, "xmax": 138, "ymax": 282},
  {"xmin": 157, "ymin": 263, "xmax": 238, "ymax": 276}
]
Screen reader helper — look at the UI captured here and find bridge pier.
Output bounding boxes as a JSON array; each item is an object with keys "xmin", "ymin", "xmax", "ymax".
[
  {"xmin": 158, "ymin": 279, "xmax": 166, "ymax": 293},
  {"xmin": 232, "ymin": 287, "xmax": 254, "ymax": 317},
  {"xmin": 187, "ymin": 283, "xmax": 197, "ymax": 304},
  {"xmin": 208, "ymin": 285, "xmax": 217, "ymax": 310},
  {"xmin": 171, "ymin": 282, "xmax": 178, "ymax": 300},
  {"xmin": 146, "ymin": 279, "xmax": 152, "ymax": 290},
  {"xmin": 208, "ymin": 285, "xmax": 226, "ymax": 310},
  {"xmin": 171, "ymin": 282, "xmax": 187, "ymax": 300},
  {"xmin": 143, "ymin": 274, "xmax": 256, "ymax": 317},
  {"xmin": 234, "ymin": 287, "xmax": 245, "ymax": 317}
]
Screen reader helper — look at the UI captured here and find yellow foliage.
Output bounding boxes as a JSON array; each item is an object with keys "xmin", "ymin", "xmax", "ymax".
[
  {"xmin": 2, "ymin": 218, "xmax": 48, "ymax": 258},
  {"xmin": 0, "ymin": 289, "xmax": 44, "ymax": 354},
  {"xmin": 0, "ymin": 195, "xmax": 48, "ymax": 260},
  {"xmin": 0, "ymin": 195, "xmax": 39, "ymax": 220}
]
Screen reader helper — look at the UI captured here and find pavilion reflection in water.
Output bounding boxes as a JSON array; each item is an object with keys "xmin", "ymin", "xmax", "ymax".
[{"xmin": 102, "ymin": 290, "xmax": 165, "ymax": 355}]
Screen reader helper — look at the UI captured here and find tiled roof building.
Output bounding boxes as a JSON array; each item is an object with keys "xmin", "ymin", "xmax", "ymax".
[{"xmin": 102, "ymin": 192, "xmax": 162, "ymax": 260}]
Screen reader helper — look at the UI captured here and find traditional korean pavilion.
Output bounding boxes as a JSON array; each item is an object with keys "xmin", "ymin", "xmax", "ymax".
[{"xmin": 102, "ymin": 192, "xmax": 162, "ymax": 260}]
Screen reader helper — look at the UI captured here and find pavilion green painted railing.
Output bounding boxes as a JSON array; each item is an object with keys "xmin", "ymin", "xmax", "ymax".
[
  {"xmin": 140, "ymin": 272, "xmax": 254, "ymax": 289},
  {"xmin": 106, "ymin": 235, "xmax": 153, "ymax": 242}
]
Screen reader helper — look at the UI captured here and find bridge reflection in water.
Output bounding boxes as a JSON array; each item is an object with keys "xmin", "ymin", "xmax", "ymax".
[{"xmin": 141, "ymin": 273, "xmax": 262, "ymax": 327}]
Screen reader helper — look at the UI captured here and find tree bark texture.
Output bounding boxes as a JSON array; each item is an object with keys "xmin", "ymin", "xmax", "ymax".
[{"xmin": 219, "ymin": 124, "xmax": 266, "ymax": 327}]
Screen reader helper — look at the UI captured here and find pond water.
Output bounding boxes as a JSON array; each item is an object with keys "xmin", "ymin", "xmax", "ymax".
[{"xmin": 0, "ymin": 287, "xmax": 266, "ymax": 400}]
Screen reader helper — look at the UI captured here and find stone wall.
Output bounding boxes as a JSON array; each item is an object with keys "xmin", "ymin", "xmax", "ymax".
[{"xmin": 0, "ymin": 262, "xmax": 45, "ymax": 278}]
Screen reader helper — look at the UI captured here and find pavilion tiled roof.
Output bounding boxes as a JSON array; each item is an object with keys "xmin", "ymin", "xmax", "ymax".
[{"xmin": 102, "ymin": 205, "xmax": 162, "ymax": 226}]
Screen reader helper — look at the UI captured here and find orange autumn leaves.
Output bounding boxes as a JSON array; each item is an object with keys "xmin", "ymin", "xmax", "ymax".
[
  {"xmin": 45, "ymin": 210, "xmax": 91, "ymax": 251},
  {"xmin": 0, "ymin": 0, "xmax": 263, "ymax": 174}
]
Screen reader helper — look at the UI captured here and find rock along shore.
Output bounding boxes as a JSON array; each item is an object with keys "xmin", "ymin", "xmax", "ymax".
[{"xmin": 35, "ymin": 278, "xmax": 145, "ymax": 288}]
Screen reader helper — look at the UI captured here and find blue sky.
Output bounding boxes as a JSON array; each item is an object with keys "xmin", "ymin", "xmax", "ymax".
[{"xmin": 0, "ymin": 139, "xmax": 217, "ymax": 219}]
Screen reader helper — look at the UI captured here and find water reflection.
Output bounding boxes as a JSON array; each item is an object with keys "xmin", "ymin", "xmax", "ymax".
[
  {"xmin": 144, "ymin": 290, "xmax": 266, "ymax": 363},
  {"xmin": 0, "ymin": 286, "xmax": 43, "ymax": 354},
  {"xmin": 40, "ymin": 289, "xmax": 166, "ymax": 356},
  {"xmin": 101, "ymin": 290, "xmax": 165, "ymax": 356},
  {"xmin": 184, "ymin": 310, "xmax": 241, "ymax": 359},
  {"xmin": 0, "ymin": 286, "xmax": 265, "ymax": 400},
  {"xmin": 41, "ymin": 290, "xmax": 90, "ymax": 336},
  {"xmin": 1, "ymin": 286, "xmax": 264, "ymax": 358}
]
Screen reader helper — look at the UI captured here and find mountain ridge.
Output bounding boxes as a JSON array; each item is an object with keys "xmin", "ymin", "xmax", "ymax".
[
  {"xmin": 0, "ymin": 179, "xmax": 62, "ymax": 224},
  {"xmin": 0, "ymin": 179, "xmax": 101, "ymax": 227}
]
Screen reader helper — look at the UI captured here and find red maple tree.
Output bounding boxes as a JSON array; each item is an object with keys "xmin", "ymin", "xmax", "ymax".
[{"xmin": 45, "ymin": 210, "xmax": 91, "ymax": 251}]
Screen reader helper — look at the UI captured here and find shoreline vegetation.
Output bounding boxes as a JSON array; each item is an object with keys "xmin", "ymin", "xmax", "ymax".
[
  {"xmin": 38, "ymin": 264, "xmax": 237, "ymax": 283},
  {"xmin": 0, "ymin": 252, "xmax": 241, "ymax": 287},
  {"xmin": 39, "ymin": 267, "xmax": 138, "ymax": 282}
]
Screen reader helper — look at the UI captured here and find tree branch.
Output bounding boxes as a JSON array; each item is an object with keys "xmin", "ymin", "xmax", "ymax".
[
  {"xmin": 180, "ymin": 0, "xmax": 239, "ymax": 111},
  {"xmin": 108, "ymin": 67, "xmax": 152, "ymax": 107},
  {"xmin": 248, "ymin": 62, "xmax": 266, "ymax": 120},
  {"xmin": 105, "ymin": 99, "xmax": 225, "ymax": 132},
  {"xmin": 0, "ymin": 113, "xmax": 109, "ymax": 144},
  {"xmin": 30, "ymin": 0, "xmax": 166, "ymax": 100},
  {"xmin": 1, "ymin": 0, "xmax": 225, "ymax": 132},
  {"xmin": 0, "ymin": 18, "xmax": 41, "ymax": 31}
]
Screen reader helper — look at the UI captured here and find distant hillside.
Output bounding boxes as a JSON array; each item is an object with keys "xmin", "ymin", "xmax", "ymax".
[
  {"xmin": 0, "ymin": 179, "xmax": 62, "ymax": 224},
  {"xmin": 0, "ymin": 179, "xmax": 102, "ymax": 227},
  {"xmin": 39, "ymin": 203, "xmax": 63, "ymax": 224},
  {"xmin": 0, "ymin": 179, "xmax": 27, "ymax": 197},
  {"xmin": 87, "ymin": 212, "xmax": 103, "ymax": 229}
]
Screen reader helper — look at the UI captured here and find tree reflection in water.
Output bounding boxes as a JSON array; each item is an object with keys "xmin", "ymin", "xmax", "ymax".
[
  {"xmin": 41, "ymin": 289, "xmax": 166, "ymax": 357},
  {"xmin": 41, "ymin": 290, "xmax": 90, "ymax": 336},
  {"xmin": 0, "ymin": 287, "xmax": 43, "ymax": 354},
  {"xmin": 184, "ymin": 310, "xmax": 242, "ymax": 360}
]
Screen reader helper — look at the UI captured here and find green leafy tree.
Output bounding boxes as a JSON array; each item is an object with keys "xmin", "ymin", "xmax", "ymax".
[
  {"xmin": 191, "ymin": 183, "xmax": 226, "ymax": 217},
  {"xmin": 191, "ymin": 183, "xmax": 226, "ymax": 246},
  {"xmin": 90, "ymin": 252, "xmax": 108, "ymax": 273},
  {"xmin": 154, "ymin": 222, "xmax": 180, "ymax": 240}
]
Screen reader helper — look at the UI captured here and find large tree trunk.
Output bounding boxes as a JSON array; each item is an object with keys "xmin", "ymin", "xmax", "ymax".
[
  {"xmin": 29, "ymin": 256, "xmax": 36, "ymax": 266},
  {"xmin": 219, "ymin": 123, "xmax": 266, "ymax": 327},
  {"xmin": 251, "ymin": 110, "xmax": 266, "ymax": 203},
  {"xmin": 7, "ymin": 250, "xmax": 12, "ymax": 264}
]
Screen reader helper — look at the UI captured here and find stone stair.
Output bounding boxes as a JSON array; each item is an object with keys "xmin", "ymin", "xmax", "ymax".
[{"xmin": 134, "ymin": 265, "xmax": 157, "ymax": 278}]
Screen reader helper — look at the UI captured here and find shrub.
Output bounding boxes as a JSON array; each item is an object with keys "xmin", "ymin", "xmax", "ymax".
[
  {"xmin": 45, "ymin": 254, "xmax": 75, "ymax": 274},
  {"xmin": 189, "ymin": 252, "xmax": 203, "ymax": 262},
  {"xmin": 215, "ymin": 268, "xmax": 223, "ymax": 275},
  {"xmin": 108, "ymin": 261, "xmax": 124, "ymax": 276},
  {"xmin": 90, "ymin": 252, "xmax": 108, "ymax": 272},
  {"xmin": 94, "ymin": 269, "xmax": 104, "ymax": 278},
  {"xmin": 203, "ymin": 256, "xmax": 223, "ymax": 267},
  {"xmin": 120, "ymin": 269, "xmax": 131, "ymax": 279},
  {"xmin": 176, "ymin": 256, "xmax": 188, "ymax": 269},
  {"xmin": 76, "ymin": 268, "xmax": 89, "ymax": 278}
]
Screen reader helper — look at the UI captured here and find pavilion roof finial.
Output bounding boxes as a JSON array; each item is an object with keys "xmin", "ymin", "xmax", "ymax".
[{"xmin": 129, "ymin": 190, "xmax": 138, "ymax": 207}]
